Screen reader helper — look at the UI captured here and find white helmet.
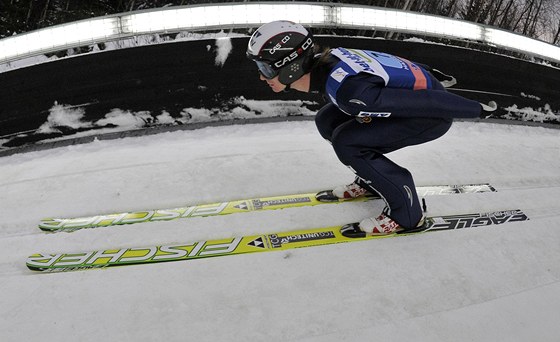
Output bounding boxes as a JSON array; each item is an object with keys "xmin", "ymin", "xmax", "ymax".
[{"xmin": 247, "ymin": 20, "xmax": 314, "ymax": 85}]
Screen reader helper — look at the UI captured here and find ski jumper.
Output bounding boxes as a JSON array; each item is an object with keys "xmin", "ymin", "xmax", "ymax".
[{"xmin": 314, "ymin": 48, "xmax": 482, "ymax": 228}]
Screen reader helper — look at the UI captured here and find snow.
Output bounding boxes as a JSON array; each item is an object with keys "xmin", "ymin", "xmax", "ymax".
[
  {"xmin": 504, "ymin": 103, "xmax": 560, "ymax": 123},
  {"xmin": 36, "ymin": 102, "xmax": 92, "ymax": 133},
  {"xmin": 3, "ymin": 96, "xmax": 558, "ymax": 152},
  {"xmin": 1, "ymin": 120, "xmax": 560, "ymax": 341},
  {"xmin": 95, "ymin": 108, "xmax": 154, "ymax": 128},
  {"xmin": 0, "ymin": 98, "xmax": 318, "ymax": 149},
  {"xmin": 214, "ymin": 37, "xmax": 233, "ymax": 67}
]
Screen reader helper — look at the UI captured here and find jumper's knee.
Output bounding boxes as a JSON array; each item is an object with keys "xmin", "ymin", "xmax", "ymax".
[
  {"xmin": 315, "ymin": 103, "xmax": 351, "ymax": 142},
  {"xmin": 331, "ymin": 124, "xmax": 361, "ymax": 166}
]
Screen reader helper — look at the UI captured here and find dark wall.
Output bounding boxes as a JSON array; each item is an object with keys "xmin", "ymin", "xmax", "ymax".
[{"xmin": 1, "ymin": 36, "xmax": 558, "ymax": 147}]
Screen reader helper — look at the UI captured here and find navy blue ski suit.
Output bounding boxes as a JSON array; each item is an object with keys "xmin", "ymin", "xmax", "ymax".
[{"xmin": 313, "ymin": 48, "xmax": 482, "ymax": 228}]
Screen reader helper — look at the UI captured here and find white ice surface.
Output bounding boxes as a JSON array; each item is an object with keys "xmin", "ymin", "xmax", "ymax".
[{"xmin": 1, "ymin": 120, "xmax": 559, "ymax": 342}]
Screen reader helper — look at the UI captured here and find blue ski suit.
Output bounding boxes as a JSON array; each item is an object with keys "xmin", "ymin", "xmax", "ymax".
[{"xmin": 312, "ymin": 48, "xmax": 482, "ymax": 228}]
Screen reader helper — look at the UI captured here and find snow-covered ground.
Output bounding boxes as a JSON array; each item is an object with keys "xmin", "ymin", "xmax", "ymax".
[{"xmin": 1, "ymin": 120, "xmax": 559, "ymax": 341}]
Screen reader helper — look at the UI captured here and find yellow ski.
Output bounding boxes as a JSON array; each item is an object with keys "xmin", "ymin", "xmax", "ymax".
[
  {"xmin": 27, "ymin": 209, "xmax": 528, "ymax": 272},
  {"xmin": 39, "ymin": 183, "xmax": 496, "ymax": 232}
]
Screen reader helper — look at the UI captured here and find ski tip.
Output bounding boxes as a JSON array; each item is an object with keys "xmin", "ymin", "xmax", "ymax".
[
  {"xmin": 481, "ymin": 101, "xmax": 498, "ymax": 112},
  {"xmin": 440, "ymin": 76, "xmax": 457, "ymax": 88},
  {"xmin": 431, "ymin": 68, "xmax": 456, "ymax": 88}
]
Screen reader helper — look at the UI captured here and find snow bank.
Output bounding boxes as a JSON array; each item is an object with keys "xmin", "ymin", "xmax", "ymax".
[{"xmin": 0, "ymin": 97, "xmax": 318, "ymax": 149}]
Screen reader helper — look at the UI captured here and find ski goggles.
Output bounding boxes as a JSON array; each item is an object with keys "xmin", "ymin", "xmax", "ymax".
[{"xmin": 254, "ymin": 60, "xmax": 279, "ymax": 79}]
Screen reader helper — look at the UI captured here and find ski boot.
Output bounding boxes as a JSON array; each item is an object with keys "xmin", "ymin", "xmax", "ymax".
[
  {"xmin": 341, "ymin": 212, "xmax": 427, "ymax": 238},
  {"xmin": 316, "ymin": 180, "xmax": 371, "ymax": 202}
]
